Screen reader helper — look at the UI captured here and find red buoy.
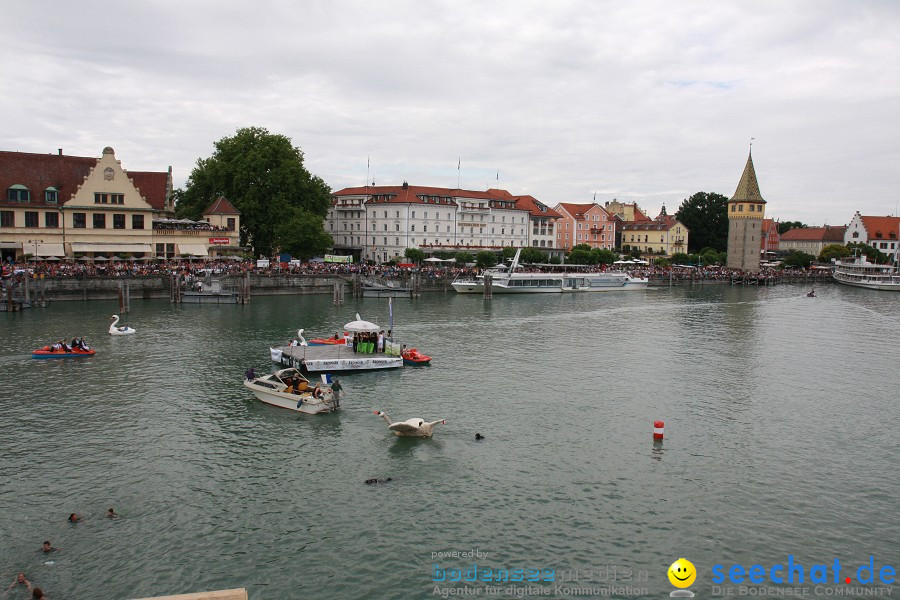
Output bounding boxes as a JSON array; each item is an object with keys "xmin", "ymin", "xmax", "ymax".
[{"xmin": 653, "ymin": 420, "xmax": 665, "ymax": 440}]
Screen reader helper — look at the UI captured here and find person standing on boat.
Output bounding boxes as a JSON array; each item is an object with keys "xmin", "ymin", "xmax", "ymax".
[
  {"xmin": 377, "ymin": 330, "xmax": 385, "ymax": 353},
  {"xmin": 331, "ymin": 378, "xmax": 343, "ymax": 404}
]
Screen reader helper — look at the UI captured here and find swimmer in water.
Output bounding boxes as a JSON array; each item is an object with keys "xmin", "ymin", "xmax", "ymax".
[
  {"xmin": 7, "ymin": 573, "xmax": 32, "ymax": 592},
  {"xmin": 41, "ymin": 541, "xmax": 57, "ymax": 553},
  {"xmin": 67, "ymin": 513, "xmax": 80, "ymax": 523},
  {"xmin": 106, "ymin": 507, "xmax": 118, "ymax": 518}
]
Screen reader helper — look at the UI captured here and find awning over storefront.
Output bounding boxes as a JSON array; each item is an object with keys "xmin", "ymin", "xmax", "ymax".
[
  {"xmin": 177, "ymin": 244, "xmax": 209, "ymax": 257},
  {"xmin": 70, "ymin": 243, "xmax": 154, "ymax": 254},
  {"xmin": 35, "ymin": 243, "xmax": 66, "ymax": 257},
  {"xmin": 0, "ymin": 242, "xmax": 22, "ymax": 249}
]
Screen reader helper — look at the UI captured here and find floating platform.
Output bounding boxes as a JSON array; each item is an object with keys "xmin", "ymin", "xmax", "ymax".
[
  {"xmin": 181, "ymin": 291, "xmax": 239, "ymax": 304},
  {"xmin": 271, "ymin": 344, "xmax": 403, "ymax": 372}
]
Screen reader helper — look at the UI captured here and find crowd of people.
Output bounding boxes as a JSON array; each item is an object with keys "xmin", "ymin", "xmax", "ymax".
[
  {"xmin": 8, "ymin": 509, "xmax": 119, "ymax": 599},
  {"xmin": 2, "ymin": 257, "xmax": 833, "ymax": 285}
]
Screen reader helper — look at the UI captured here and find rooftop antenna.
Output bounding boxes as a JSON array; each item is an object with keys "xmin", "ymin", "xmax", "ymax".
[{"xmin": 750, "ymin": 137, "xmax": 755, "ymax": 154}]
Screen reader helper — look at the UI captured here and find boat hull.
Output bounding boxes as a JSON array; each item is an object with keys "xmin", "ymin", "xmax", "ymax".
[
  {"xmin": 32, "ymin": 349, "xmax": 95, "ymax": 359},
  {"xmin": 451, "ymin": 277, "xmax": 649, "ymax": 294},
  {"xmin": 243, "ymin": 380, "xmax": 336, "ymax": 414}
]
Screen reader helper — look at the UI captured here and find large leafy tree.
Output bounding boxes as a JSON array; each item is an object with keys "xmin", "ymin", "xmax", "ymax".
[
  {"xmin": 176, "ymin": 127, "xmax": 332, "ymax": 257},
  {"xmin": 818, "ymin": 244, "xmax": 850, "ymax": 263},
  {"xmin": 275, "ymin": 208, "xmax": 333, "ymax": 260},
  {"xmin": 475, "ymin": 251, "xmax": 497, "ymax": 269},
  {"xmin": 847, "ymin": 242, "xmax": 889, "ymax": 264},
  {"xmin": 778, "ymin": 221, "xmax": 808, "ymax": 235},
  {"xmin": 674, "ymin": 191, "xmax": 729, "ymax": 252},
  {"xmin": 520, "ymin": 247, "xmax": 548, "ymax": 263}
]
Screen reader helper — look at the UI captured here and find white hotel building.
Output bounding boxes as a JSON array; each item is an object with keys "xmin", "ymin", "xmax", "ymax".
[{"xmin": 326, "ymin": 183, "xmax": 562, "ymax": 263}]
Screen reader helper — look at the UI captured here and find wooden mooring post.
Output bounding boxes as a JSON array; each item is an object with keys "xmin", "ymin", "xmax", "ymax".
[
  {"xmin": 483, "ymin": 273, "xmax": 493, "ymax": 299},
  {"xmin": 118, "ymin": 281, "xmax": 131, "ymax": 313},
  {"xmin": 333, "ymin": 280, "xmax": 344, "ymax": 305}
]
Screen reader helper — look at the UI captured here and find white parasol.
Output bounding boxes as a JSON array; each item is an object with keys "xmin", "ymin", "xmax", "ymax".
[{"xmin": 344, "ymin": 313, "xmax": 381, "ymax": 333}]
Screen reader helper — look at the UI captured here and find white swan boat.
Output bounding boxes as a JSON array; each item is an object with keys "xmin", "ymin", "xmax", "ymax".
[
  {"xmin": 452, "ymin": 249, "xmax": 648, "ymax": 294},
  {"xmin": 243, "ymin": 368, "xmax": 338, "ymax": 414},
  {"xmin": 109, "ymin": 315, "xmax": 136, "ymax": 335}
]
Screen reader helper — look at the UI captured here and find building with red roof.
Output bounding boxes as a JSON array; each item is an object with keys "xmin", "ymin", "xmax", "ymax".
[
  {"xmin": 328, "ymin": 182, "xmax": 554, "ymax": 263},
  {"xmin": 844, "ymin": 212, "xmax": 899, "ymax": 257},
  {"xmin": 1, "ymin": 147, "xmax": 240, "ymax": 260},
  {"xmin": 779, "ymin": 225, "xmax": 846, "ymax": 256},
  {"xmin": 620, "ymin": 205, "xmax": 689, "ymax": 257},
  {"xmin": 552, "ymin": 202, "xmax": 614, "ymax": 251}
]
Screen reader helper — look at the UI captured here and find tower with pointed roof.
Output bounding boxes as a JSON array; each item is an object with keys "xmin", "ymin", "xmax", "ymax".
[{"xmin": 726, "ymin": 151, "xmax": 766, "ymax": 271}]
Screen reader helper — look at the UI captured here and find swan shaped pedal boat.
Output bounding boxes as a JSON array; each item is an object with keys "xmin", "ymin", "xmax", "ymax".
[
  {"xmin": 109, "ymin": 315, "xmax": 136, "ymax": 335},
  {"xmin": 244, "ymin": 367, "xmax": 337, "ymax": 414},
  {"xmin": 374, "ymin": 411, "xmax": 446, "ymax": 437}
]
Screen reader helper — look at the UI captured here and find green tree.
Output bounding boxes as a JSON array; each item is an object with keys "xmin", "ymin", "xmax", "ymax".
[
  {"xmin": 674, "ymin": 191, "xmax": 729, "ymax": 252},
  {"xmin": 699, "ymin": 246, "xmax": 723, "ymax": 266},
  {"xmin": 275, "ymin": 208, "xmax": 333, "ymax": 259},
  {"xmin": 475, "ymin": 251, "xmax": 497, "ymax": 269},
  {"xmin": 520, "ymin": 247, "xmax": 548, "ymax": 264},
  {"xmin": 671, "ymin": 252, "xmax": 690, "ymax": 265},
  {"xmin": 655, "ymin": 258, "xmax": 671, "ymax": 268},
  {"xmin": 176, "ymin": 126, "xmax": 331, "ymax": 257},
  {"xmin": 846, "ymin": 242, "xmax": 889, "ymax": 264},
  {"xmin": 404, "ymin": 248, "xmax": 425, "ymax": 263},
  {"xmin": 455, "ymin": 252, "xmax": 472, "ymax": 266},
  {"xmin": 782, "ymin": 250, "xmax": 815, "ymax": 269},
  {"xmin": 568, "ymin": 248, "xmax": 595, "ymax": 265},
  {"xmin": 501, "ymin": 246, "xmax": 518, "ymax": 260},
  {"xmin": 778, "ymin": 221, "xmax": 808, "ymax": 235},
  {"xmin": 593, "ymin": 248, "xmax": 618, "ymax": 265},
  {"xmin": 818, "ymin": 244, "xmax": 851, "ymax": 263}
]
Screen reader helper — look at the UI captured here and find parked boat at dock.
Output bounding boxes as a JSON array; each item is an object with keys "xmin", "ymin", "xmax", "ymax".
[
  {"xmin": 452, "ymin": 249, "xmax": 648, "ymax": 294},
  {"xmin": 832, "ymin": 253, "xmax": 900, "ymax": 291},
  {"xmin": 243, "ymin": 367, "xmax": 338, "ymax": 414}
]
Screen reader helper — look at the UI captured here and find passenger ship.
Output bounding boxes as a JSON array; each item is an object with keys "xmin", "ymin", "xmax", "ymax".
[
  {"xmin": 451, "ymin": 249, "xmax": 648, "ymax": 294},
  {"xmin": 832, "ymin": 252, "xmax": 900, "ymax": 291}
]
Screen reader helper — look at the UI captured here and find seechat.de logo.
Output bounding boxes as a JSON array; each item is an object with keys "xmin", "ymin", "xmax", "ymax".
[{"xmin": 668, "ymin": 558, "xmax": 696, "ymax": 597}]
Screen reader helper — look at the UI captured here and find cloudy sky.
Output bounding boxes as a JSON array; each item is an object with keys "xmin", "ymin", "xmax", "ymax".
[{"xmin": 3, "ymin": 1, "xmax": 899, "ymax": 225}]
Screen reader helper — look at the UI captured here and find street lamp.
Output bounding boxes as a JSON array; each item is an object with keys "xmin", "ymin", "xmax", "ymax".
[{"xmin": 27, "ymin": 239, "xmax": 43, "ymax": 261}]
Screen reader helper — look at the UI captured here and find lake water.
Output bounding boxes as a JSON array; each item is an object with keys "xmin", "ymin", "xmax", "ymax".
[{"xmin": 1, "ymin": 284, "xmax": 898, "ymax": 599}]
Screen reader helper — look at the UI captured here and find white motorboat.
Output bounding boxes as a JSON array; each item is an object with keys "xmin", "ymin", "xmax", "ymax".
[
  {"xmin": 833, "ymin": 253, "xmax": 900, "ymax": 291},
  {"xmin": 243, "ymin": 368, "xmax": 338, "ymax": 414},
  {"xmin": 452, "ymin": 249, "xmax": 648, "ymax": 293}
]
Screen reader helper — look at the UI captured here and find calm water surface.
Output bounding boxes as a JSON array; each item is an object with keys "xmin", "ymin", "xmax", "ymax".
[{"xmin": 1, "ymin": 284, "xmax": 898, "ymax": 599}]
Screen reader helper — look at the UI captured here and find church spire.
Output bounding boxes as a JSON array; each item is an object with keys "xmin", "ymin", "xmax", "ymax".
[{"xmin": 730, "ymin": 152, "xmax": 766, "ymax": 204}]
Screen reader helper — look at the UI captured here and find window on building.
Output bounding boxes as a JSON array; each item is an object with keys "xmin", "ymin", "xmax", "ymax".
[
  {"xmin": 7, "ymin": 186, "xmax": 30, "ymax": 202},
  {"xmin": 411, "ymin": 224, "xmax": 416, "ymax": 232},
  {"xmin": 227, "ymin": 218, "xmax": 235, "ymax": 231},
  {"xmin": 24, "ymin": 211, "xmax": 39, "ymax": 227},
  {"xmin": 45, "ymin": 212, "xmax": 59, "ymax": 228},
  {"xmin": 73, "ymin": 213, "xmax": 86, "ymax": 228},
  {"xmin": 0, "ymin": 211, "xmax": 13, "ymax": 227},
  {"xmin": 749, "ymin": 204, "xmax": 755, "ymax": 212},
  {"xmin": 132, "ymin": 214, "xmax": 144, "ymax": 229},
  {"xmin": 738, "ymin": 205, "xmax": 743, "ymax": 212},
  {"xmin": 423, "ymin": 225, "xmax": 428, "ymax": 232},
  {"xmin": 113, "ymin": 214, "xmax": 126, "ymax": 229},
  {"xmin": 731, "ymin": 205, "xmax": 736, "ymax": 212},
  {"xmin": 411, "ymin": 211, "xmax": 416, "ymax": 218},
  {"xmin": 93, "ymin": 213, "xmax": 106, "ymax": 229},
  {"xmin": 44, "ymin": 188, "xmax": 58, "ymax": 204}
]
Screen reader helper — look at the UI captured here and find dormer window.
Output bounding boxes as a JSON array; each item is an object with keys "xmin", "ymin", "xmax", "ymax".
[
  {"xmin": 7, "ymin": 184, "xmax": 30, "ymax": 202},
  {"xmin": 44, "ymin": 187, "xmax": 58, "ymax": 204}
]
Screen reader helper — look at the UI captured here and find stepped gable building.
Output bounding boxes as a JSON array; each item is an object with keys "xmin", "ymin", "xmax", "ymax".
[
  {"xmin": 327, "ymin": 182, "xmax": 532, "ymax": 263},
  {"xmin": 761, "ymin": 218, "xmax": 780, "ymax": 255},
  {"xmin": 779, "ymin": 225, "xmax": 846, "ymax": 256},
  {"xmin": 726, "ymin": 151, "xmax": 767, "ymax": 271},
  {"xmin": 620, "ymin": 204, "xmax": 689, "ymax": 257},
  {"xmin": 552, "ymin": 202, "xmax": 614, "ymax": 251},
  {"xmin": 0, "ymin": 147, "xmax": 240, "ymax": 261},
  {"xmin": 844, "ymin": 212, "xmax": 899, "ymax": 256}
]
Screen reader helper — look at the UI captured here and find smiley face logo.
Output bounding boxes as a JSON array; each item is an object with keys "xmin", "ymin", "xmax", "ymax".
[{"xmin": 668, "ymin": 558, "xmax": 696, "ymax": 588}]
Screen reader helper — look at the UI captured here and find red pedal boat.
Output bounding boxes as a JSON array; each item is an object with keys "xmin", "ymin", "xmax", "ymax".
[
  {"xmin": 402, "ymin": 348, "xmax": 432, "ymax": 366},
  {"xmin": 32, "ymin": 347, "xmax": 96, "ymax": 359}
]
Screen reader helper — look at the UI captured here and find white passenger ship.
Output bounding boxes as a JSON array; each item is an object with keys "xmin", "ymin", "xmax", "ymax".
[
  {"xmin": 832, "ymin": 251, "xmax": 900, "ymax": 291},
  {"xmin": 451, "ymin": 249, "xmax": 648, "ymax": 294}
]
